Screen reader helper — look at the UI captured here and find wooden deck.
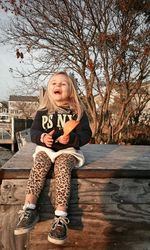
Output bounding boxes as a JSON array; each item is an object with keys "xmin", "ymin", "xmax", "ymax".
[
  {"xmin": 0, "ymin": 143, "xmax": 150, "ymax": 250},
  {"xmin": 0, "ymin": 139, "xmax": 13, "ymax": 145}
]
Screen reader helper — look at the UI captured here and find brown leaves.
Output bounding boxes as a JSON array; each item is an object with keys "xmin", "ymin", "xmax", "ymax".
[
  {"xmin": 87, "ymin": 58, "xmax": 94, "ymax": 70},
  {"xmin": 98, "ymin": 32, "xmax": 117, "ymax": 47},
  {"xmin": 16, "ymin": 49, "xmax": 24, "ymax": 59},
  {"xmin": 120, "ymin": 35, "xmax": 127, "ymax": 48},
  {"xmin": 143, "ymin": 46, "xmax": 150, "ymax": 57},
  {"xmin": 99, "ymin": 32, "xmax": 107, "ymax": 43},
  {"xmin": 118, "ymin": 0, "xmax": 129, "ymax": 13}
]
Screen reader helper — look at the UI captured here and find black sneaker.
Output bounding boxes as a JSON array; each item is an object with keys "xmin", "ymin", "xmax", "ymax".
[
  {"xmin": 14, "ymin": 208, "xmax": 39, "ymax": 235},
  {"xmin": 48, "ymin": 216, "xmax": 69, "ymax": 245}
]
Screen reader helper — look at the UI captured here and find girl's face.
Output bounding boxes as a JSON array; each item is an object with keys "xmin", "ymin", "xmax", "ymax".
[{"xmin": 48, "ymin": 74, "xmax": 71, "ymax": 106}]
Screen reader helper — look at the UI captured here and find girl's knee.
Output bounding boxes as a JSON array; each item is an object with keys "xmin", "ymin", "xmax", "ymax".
[
  {"xmin": 54, "ymin": 153, "xmax": 76, "ymax": 173},
  {"xmin": 56, "ymin": 153, "xmax": 76, "ymax": 164},
  {"xmin": 34, "ymin": 151, "xmax": 51, "ymax": 164},
  {"xmin": 33, "ymin": 151, "xmax": 52, "ymax": 173}
]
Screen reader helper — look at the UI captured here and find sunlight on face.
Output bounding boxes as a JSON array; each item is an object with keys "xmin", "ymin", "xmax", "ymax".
[{"xmin": 48, "ymin": 74, "xmax": 71, "ymax": 106}]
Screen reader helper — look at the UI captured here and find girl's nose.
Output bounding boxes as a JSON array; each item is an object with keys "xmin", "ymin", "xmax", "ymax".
[{"xmin": 55, "ymin": 82, "xmax": 61, "ymax": 87}]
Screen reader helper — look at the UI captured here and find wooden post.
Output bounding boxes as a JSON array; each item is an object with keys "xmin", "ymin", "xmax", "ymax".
[
  {"xmin": 11, "ymin": 116, "xmax": 15, "ymax": 153},
  {"xmin": 15, "ymin": 234, "xmax": 29, "ymax": 250}
]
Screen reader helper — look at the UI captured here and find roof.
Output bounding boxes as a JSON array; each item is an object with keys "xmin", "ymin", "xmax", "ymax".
[
  {"xmin": 9, "ymin": 95, "xmax": 39, "ymax": 102},
  {"xmin": 0, "ymin": 101, "xmax": 8, "ymax": 108}
]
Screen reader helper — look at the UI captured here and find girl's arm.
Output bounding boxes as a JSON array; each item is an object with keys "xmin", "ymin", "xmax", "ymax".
[
  {"xmin": 30, "ymin": 111, "xmax": 46, "ymax": 146},
  {"xmin": 62, "ymin": 111, "xmax": 92, "ymax": 148}
]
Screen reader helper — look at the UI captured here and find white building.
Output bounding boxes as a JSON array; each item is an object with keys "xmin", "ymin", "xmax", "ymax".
[{"xmin": 8, "ymin": 95, "xmax": 39, "ymax": 119}]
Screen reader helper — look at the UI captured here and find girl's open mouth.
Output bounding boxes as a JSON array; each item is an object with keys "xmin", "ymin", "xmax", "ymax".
[{"xmin": 54, "ymin": 90, "xmax": 61, "ymax": 94}]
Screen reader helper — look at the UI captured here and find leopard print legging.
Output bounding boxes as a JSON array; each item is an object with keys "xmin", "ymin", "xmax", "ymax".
[{"xmin": 26, "ymin": 151, "xmax": 77, "ymax": 208}]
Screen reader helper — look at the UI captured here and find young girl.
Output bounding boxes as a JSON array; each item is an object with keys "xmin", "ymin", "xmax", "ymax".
[{"xmin": 14, "ymin": 71, "xmax": 92, "ymax": 245}]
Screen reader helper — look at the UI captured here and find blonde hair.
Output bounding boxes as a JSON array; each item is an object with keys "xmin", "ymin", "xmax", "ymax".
[{"xmin": 38, "ymin": 72, "xmax": 83, "ymax": 120}]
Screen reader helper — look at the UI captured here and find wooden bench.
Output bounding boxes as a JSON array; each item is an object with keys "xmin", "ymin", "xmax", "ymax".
[{"xmin": 0, "ymin": 143, "xmax": 150, "ymax": 250}]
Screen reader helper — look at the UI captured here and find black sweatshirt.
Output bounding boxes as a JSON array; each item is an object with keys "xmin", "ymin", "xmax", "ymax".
[{"xmin": 30, "ymin": 109, "xmax": 92, "ymax": 151}]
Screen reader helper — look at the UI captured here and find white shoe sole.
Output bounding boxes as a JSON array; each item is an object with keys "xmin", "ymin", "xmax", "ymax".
[
  {"xmin": 14, "ymin": 216, "xmax": 39, "ymax": 235},
  {"xmin": 48, "ymin": 235, "xmax": 66, "ymax": 245}
]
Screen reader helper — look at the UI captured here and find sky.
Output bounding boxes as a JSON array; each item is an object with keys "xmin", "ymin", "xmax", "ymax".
[{"xmin": 0, "ymin": 11, "xmax": 23, "ymax": 101}]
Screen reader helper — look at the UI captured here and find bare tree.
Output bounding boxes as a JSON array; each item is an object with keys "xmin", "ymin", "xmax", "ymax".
[{"xmin": 0, "ymin": 0, "xmax": 149, "ymax": 143}]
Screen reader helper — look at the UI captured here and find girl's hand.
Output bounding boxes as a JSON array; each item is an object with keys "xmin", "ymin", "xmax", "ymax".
[
  {"xmin": 43, "ymin": 130, "xmax": 55, "ymax": 147},
  {"xmin": 56, "ymin": 134, "xmax": 70, "ymax": 144}
]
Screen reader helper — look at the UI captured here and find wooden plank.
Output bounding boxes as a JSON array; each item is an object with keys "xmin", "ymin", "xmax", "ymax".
[
  {"xmin": 28, "ymin": 219, "xmax": 150, "ymax": 250},
  {"xmin": 15, "ymin": 234, "xmax": 29, "ymax": 250},
  {"xmin": 1, "ymin": 178, "xmax": 150, "ymax": 206},
  {"xmin": 38, "ymin": 203, "xmax": 150, "ymax": 224},
  {"xmin": 1, "ymin": 204, "xmax": 150, "ymax": 250},
  {"xmin": 0, "ymin": 139, "xmax": 13, "ymax": 144},
  {"xmin": 0, "ymin": 205, "xmax": 29, "ymax": 250},
  {"xmin": 1, "ymin": 144, "xmax": 150, "ymax": 249},
  {"xmin": 1, "ymin": 143, "xmax": 150, "ymax": 179}
]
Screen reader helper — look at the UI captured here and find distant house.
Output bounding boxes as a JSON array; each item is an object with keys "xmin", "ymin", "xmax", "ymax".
[
  {"xmin": 139, "ymin": 81, "xmax": 150, "ymax": 116},
  {"xmin": 0, "ymin": 101, "xmax": 8, "ymax": 114},
  {"xmin": 8, "ymin": 95, "xmax": 39, "ymax": 119}
]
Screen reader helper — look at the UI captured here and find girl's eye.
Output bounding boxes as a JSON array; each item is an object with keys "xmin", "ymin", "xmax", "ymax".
[
  {"xmin": 62, "ymin": 82, "xmax": 67, "ymax": 86},
  {"xmin": 51, "ymin": 81, "xmax": 68, "ymax": 86}
]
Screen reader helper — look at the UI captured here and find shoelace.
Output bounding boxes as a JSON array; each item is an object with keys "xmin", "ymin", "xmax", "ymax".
[
  {"xmin": 17, "ymin": 209, "xmax": 31, "ymax": 224},
  {"xmin": 52, "ymin": 216, "xmax": 70, "ymax": 230}
]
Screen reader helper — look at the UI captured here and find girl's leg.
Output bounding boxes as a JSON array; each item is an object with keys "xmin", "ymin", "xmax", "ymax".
[
  {"xmin": 25, "ymin": 151, "xmax": 52, "ymax": 204},
  {"xmin": 14, "ymin": 151, "xmax": 52, "ymax": 235},
  {"xmin": 54, "ymin": 153, "xmax": 77, "ymax": 212},
  {"xmin": 48, "ymin": 153, "xmax": 77, "ymax": 245}
]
